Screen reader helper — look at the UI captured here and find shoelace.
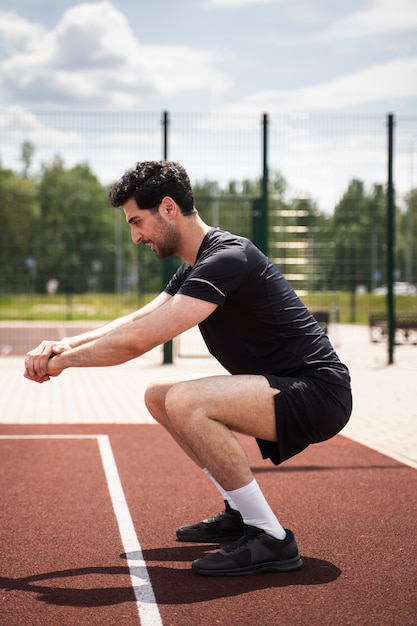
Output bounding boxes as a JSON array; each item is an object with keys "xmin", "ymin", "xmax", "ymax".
[
  {"xmin": 203, "ymin": 512, "xmax": 224, "ymax": 524},
  {"xmin": 222, "ymin": 534, "xmax": 253, "ymax": 554}
]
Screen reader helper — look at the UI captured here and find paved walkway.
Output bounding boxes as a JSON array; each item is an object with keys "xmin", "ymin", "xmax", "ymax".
[{"xmin": 1, "ymin": 324, "xmax": 416, "ymax": 469}]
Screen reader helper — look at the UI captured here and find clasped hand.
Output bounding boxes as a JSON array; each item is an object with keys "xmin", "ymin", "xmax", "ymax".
[{"xmin": 24, "ymin": 340, "xmax": 70, "ymax": 383}]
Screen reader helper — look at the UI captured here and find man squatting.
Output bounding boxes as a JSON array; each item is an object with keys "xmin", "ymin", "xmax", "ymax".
[{"xmin": 25, "ymin": 161, "xmax": 352, "ymax": 577}]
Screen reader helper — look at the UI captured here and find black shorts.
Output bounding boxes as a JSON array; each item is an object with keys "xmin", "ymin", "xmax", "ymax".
[{"xmin": 256, "ymin": 375, "xmax": 352, "ymax": 465}]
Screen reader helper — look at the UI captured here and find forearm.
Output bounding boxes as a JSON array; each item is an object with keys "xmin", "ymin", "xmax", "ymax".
[
  {"xmin": 62, "ymin": 313, "xmax": 137, "ymax": 348},
  {"xmin": 62, "ymin": 293, "xmax": 170, "ymax": 348},
  {"xmin": 49, "ymin": 323, "xmax": 143, "ymax": 374},
  {"xmin": 26, "ymin": 293, "xmax": 214, "ymax": 384}
]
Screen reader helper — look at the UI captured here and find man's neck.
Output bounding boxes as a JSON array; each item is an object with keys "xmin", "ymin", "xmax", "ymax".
[{"xmin": 177, "ymin": 215, "xmax": 212, "ymax": 266}]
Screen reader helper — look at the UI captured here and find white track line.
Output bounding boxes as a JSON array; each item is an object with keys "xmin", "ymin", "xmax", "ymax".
[
  {"xmin": 97, "ymin": 435, "xmax": 163, "ymax": 626},
  {"xmin": 0, "ymin": 434, "xmax": 163, "ymax": 626}
]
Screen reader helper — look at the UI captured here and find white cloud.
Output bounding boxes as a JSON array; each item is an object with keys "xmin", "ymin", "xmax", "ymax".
[
  {"xmin": 323, "ymin": 0, "xmax": 417, "ymax": 38},
  {"xmin": 0, "ymin": 104, "xmax": 87, "ymax": 174},
  {"xmin": 0, "ymin": 2, "xmax": 232, "ymax": 108},
  {"xmin": 218, "ymin": 57, "xmax": 417, "ymax": 114},
  {"xmin": 0, "ymin": 11, "xmax": 47, "ymax": 55}
]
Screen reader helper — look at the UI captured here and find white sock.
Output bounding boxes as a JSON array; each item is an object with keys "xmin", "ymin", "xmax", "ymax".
[
  {"xmin": 225, "ymin": 477, "xmax": 286, "ymax": 540},
  {"xmin": 202, "ymin": 468, "xmax": 237, "ymax": 510}
]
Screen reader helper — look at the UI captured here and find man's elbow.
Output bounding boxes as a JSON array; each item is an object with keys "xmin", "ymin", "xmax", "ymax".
[{"xmin": 130, "ymin": 336, "xmax": 161, "ymax": 358}]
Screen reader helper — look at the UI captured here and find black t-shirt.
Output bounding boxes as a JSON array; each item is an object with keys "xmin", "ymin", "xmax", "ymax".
[{"xmin": 165, "ymin": 228, "xmax": 350, "ymax": 388}]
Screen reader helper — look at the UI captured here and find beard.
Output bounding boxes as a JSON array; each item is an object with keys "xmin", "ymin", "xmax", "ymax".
[{"xmin": 146, "ymin": 213, "xmax": 180, "ymax": 259}]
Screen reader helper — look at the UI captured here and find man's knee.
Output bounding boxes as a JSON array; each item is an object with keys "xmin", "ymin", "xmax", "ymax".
[
  {"xmin": 144, "ymin": 377, "xmax": 189, "ymax": 421},
  {"xmin": 144, "ymin": 378, "xmax": 168, "ymax": 418},
  {"xmin": 165, "ymin": 381, "xmax": 204, "ymax": 432}
]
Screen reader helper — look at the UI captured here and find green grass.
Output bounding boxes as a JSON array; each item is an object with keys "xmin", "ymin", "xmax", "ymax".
[
  {"xmin": 0, "ymin": 293, "xmax": 156, "ymax": 321},
  {"xmin": 0, "ymin": 292, "xmax": 415, "ymax": 324},
  {"xmin": 302, "ymin": 293, "xmax": 416, "ymax": 324}
]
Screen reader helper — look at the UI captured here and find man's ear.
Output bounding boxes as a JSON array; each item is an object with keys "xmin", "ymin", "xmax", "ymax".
[{"xmin": 161, "ymin": 196, "xmax": 177, "ymax": 218}]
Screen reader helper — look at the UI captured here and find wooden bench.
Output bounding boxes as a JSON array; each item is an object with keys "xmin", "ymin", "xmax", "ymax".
[
  {"xmin": 369, "ymin": 313, "xmax": 417, "ymax": 344},
  {"xmin": 312, "ymin": 311, "xmax": 330, "ymax": 334}
]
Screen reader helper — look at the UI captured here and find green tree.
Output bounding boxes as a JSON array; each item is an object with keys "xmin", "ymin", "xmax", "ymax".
[
  {"xmin": 20, "ymin": 141, "xmax": 35, "ymax": 178},
  {"xmin": 399, "ymin": 188, "xmax": 417, "ymax": 286},
  {"xmin": 0, "ymin": 165, "xmax": 39, "ymax": 292},
  {"xmin": 36, "ymin": 158, "xmax": 117, "ymax": 294},
  {"xmin": 332, "ymin": 180, "xmax": 387, "ymax": 292}
]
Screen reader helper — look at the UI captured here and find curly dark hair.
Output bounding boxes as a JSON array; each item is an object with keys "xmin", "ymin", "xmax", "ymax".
[{"xmin": 108, "ymin": 161, "xmax": 196, "ymax": 215}]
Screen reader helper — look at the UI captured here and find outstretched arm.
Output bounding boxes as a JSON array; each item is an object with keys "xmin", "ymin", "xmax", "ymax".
[
  {"xmin": 24, "ymin": 294, "xmax": 217, "ymax": 383},
  {"xmin": 62, "ymin": 291, "xmax": 173, "ymax": 348},
  {"xmin": 24, "ymin": 291, "xmax": 171, "ymax": 383}
]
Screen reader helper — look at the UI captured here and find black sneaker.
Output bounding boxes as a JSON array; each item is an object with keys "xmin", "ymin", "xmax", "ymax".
[
  {"xmin": 176, "ymin": 501, "xmax": 245, "ymax": 543},
  {"xmin": 191, "ymin": 524, "xmax": 303, "ymax": 576}
]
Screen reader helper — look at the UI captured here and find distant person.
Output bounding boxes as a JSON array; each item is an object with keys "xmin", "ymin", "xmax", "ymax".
[
  {"xmin": 25, "ymin": 161, "xmax": 352, "ymax": 576},
  {"xmin": 46, "ymin": 278, "xmax": 59, "ymax": 295}
]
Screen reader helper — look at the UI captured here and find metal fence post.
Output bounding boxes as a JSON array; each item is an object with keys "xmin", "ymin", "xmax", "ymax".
[
  {"xmin": 387, "ymin": 113, "xmax": 395, "ymax": 365},
  {"xmin": 162, "ymin": 110, "xmax": 173, "ymax": 364},
  {"xmin": 252, "ymin": 113, "xmax": 269, "ymax": 255}
]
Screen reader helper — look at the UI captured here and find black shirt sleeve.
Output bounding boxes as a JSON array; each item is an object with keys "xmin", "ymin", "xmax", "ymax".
[{"xmin": 165, "ymin": 231, "xmax": 248, "ymax": 306}]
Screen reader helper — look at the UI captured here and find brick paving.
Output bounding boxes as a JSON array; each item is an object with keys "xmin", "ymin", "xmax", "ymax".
[{"xmin": 0, "ymin": 323, "xmax": 416, "ymax": 469}]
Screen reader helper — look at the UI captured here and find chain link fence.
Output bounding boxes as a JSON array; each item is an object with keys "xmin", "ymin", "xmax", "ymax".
[{"xmin": 1, "ymin": 109, "xmax": 416, "ymax": 358}]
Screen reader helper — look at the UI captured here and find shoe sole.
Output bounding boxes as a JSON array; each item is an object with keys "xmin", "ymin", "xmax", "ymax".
[
  {"xmin": 176, "ymin": 532, "xmax": 244, "ymax": 543},
  {"xmin": 192, "ymin": 556, "xmax": 303, "ymax": 576}
]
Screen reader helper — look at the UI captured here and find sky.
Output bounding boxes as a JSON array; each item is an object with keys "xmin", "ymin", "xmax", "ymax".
[
  {"xmin": 0, "ymin": 0, "xmax": 416, "ymax": 211},
  {"xmin": 0, "ymin": 0, "xmax": 416, "ymax": 114}
]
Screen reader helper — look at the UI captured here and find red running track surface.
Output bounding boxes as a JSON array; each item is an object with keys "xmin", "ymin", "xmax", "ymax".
[{"xmin": 1, "ymin": 424, "xmax": 416, "ymax": 626}]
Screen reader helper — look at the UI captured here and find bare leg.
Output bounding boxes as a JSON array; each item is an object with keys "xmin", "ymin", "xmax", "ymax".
[
  {"xmin": 144, "ymin": 375, "xmax": 206, "ymax": 467},
  {"xmin": 146, "ymin": 374, "xmax": 278, "ymax": 491},
  {"xmin": 147, "ymin": 374, "xmax": 287, "ymax": 541}
]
